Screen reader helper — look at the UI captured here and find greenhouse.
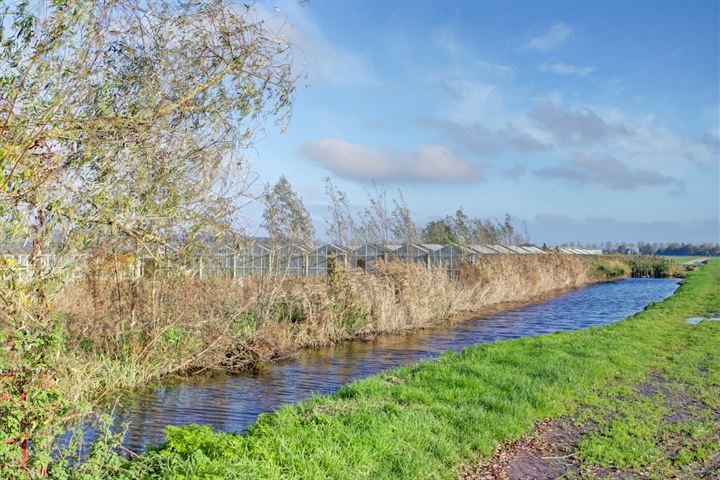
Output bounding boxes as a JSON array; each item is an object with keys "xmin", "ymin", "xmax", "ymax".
[
  {"xmin": 352, "ymin": 243, "xmax": 390, "ymax": 272},
  {"xmin": 308, "ymin": 244, "xmax": 352, "ymax": 277},
  {"xmin": 389, "ymin": 244, "xmax": 433, "ymax": 267},
  {"xmin": 487, "ymin": 245, "xmax": 513, "ymax": 254},
  {"xmin": 523, "ymin": 245, "xmax": 549, "ymax": 255},
  {"xmin": 469, "ymin": 244, "xmax": 498, "ymax": 255},
  {"xmin": 274, "ymin": 245, "xmax": 309, "ymax": 276},
  {"xmin": 235, "ymin": 243, "xmax": 272, "ymax": 277},
  {"xmin": 506, "ymin": 245, "xmax": 532, "ymax": 255},
  {"xmin": 3, "ymin": 241, "xmax": 605, "ymax": 280}
]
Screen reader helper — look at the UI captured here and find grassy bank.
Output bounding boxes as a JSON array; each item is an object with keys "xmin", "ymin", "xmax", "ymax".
[
  {"xmin": 589, "ymin": 255, "xmax": 685, "ymax": 280},
  {"xmin": 661, "ymin": 255, "xmax": 712, "ymax": 264},
  {"xmin": 110, "ymin": 259, "xmax": 718, "ymax": 479},
  {"xmin": 48, "ymin": 254, "xmax": 613, "ymax": 405}
]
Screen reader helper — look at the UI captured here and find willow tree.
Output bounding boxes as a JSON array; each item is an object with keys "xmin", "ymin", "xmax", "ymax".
[
  {"xmin": 323, "ymin": 177, "xmax": 356, "ymax": 247},
  {"xmin": 0, "ymin": 0, "xmax": 296, "ymax": 474},
  {"xmin": 262, "ymin": 175, "xmax": 315, "ymax": 252},
  {"xmin": 390, "ymin": 191, "xmax": 419, "ymax": 243}
]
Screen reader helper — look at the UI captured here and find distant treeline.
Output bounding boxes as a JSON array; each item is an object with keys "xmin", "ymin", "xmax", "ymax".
[
  {"xmin": 638, "ymin": 242, "xmax": 720, "ymax": 257},
  {"xmin": 559, "ymin": 241, "xmax": 719, "ymax": 256},
  {"xmin": 268, "ymin": 176, "xmax": 527, "ymax": 248}
]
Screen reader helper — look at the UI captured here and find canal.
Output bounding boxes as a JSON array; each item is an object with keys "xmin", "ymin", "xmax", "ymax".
[{"xmin": 115, "ymin": 277, "xmax": 680, "ymax": 453}]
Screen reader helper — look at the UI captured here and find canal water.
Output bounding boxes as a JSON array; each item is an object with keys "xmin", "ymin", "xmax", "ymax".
[{"xmin": 116, "ymin": 277, "xmax": 679, "ymax": 453}]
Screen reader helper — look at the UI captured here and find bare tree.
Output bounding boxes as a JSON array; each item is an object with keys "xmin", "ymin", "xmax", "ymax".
[
  {"xmin": 323, "ymin": 177, "xmax": 356, "ymax": 246},
  {"xmin": 390, "ymin": 190, "xmax": 419, "ymax": 243},
  {"xmin": 448, "ymin": 208, "xmax": 472, "ymax": 244},
  {"xmin": 357, "ymin": 182, "xmax": 392, "ymax": 244},
  {"xmin": 498, "ymin": 214, "xmax": 524, "ymax": 246},
  {"xmin": 471, "ymin": 218, "xmax": 501, "ymax": 244}
]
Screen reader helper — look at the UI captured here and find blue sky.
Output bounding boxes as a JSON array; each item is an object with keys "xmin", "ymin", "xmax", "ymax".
[{"xmin": 246, "ymin": 0, "xmax": 719, "ymax": 244}]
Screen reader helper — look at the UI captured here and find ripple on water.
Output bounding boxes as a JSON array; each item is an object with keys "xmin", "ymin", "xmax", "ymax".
[{"xmin": 108, "ymin": 278, "xmax": 680, "ymax": 453}]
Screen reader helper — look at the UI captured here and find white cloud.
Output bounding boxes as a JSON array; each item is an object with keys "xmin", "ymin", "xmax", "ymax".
[
  {"xmin": 524, "ymin": 22, "xmax": 573, "ymax": 51},
  {"xmin": 417, "ymin": 117, "xmax": 550, "ymax": 154},
  {"xmin": 253, "ymin": 2, "xmax": 378, "ymax": 87},
  {"xmin": 419, "ymin": 97, "xmax": 717, "ymax": 179},
  {"xmin": 535, "ymin": 153, "xmax": 683, "ymax": 191},
  {"xmin": 301, "ymin": 139, "xmax": 481, "ymax": 183},
  {"xmin": 540, "ymin": 62, "xmax": 595, "ymax": 76},
  {"xmin": 529, "ymin": 101, "xmax": 630, "ymax": 145}
]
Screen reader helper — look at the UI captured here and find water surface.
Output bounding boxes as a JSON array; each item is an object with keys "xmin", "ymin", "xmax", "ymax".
[{"xmin": 117, "ymin": 278, "xmax": 679, "ymax": 453}]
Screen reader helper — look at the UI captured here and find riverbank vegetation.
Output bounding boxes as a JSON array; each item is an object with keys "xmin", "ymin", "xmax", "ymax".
[
  {"xmin": 626, "ymin": 256, "xmax": 686, "ymax": 278},
  {"xmin": 111, "ymin": 260, "xmax": 719, "ymax": 479},
  {"xmin": 588, "ymin": 255, "xmax": 685, "ymax": 280},
  {"xmin": 52, "ymin": 254, "xmax": 603, "ymax": 402}
]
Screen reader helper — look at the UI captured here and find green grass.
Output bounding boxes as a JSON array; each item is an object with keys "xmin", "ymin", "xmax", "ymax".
[
  {"xmin": 111, "ymin": 260, "xmax": 720, "ymax": 480},
  {"xmin": 626, "ymin": 256, "xmax": 685, "ymax": 278},
  {"xmin": 660, "ymin": 255, "xmax": 710, "ymax": 264}
]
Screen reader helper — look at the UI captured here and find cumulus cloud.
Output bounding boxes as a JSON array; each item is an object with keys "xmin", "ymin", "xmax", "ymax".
[
  {"xmin": 301, "ymin": 139, "xmax": 481, "ymax": 183},
  {"xmin": 534, "ymin": 153, "xmax": 682, "ymax": 191},
  {"xmin": 524, "ymin": 22, "xmax": 572, "ymax": 51},
  {"xmin": 418, "ymin": 101, "xmax": 629, "ymax": 155},
  {"xmin": 417, "ymin": 117, "xmax": 549, "ymax": 155},
  {"xmin": 529, "ymin": 101, "xmax": 630, "ymax": 145},
  {"xmin": 540, "ymin": 62, "xmax": 595, "ymax": 76}
]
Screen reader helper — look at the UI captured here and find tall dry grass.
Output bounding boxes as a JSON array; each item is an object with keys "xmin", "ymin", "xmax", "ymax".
[{"xmin": 51, "ymin": 254, "xmax": 621, "ymax": 403}]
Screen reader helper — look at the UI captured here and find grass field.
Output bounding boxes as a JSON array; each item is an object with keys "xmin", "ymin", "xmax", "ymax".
[
  {"xmin": 660, "ymin": 255, "xmax": 711, "ymax": 264},
  {"xmin": 106, "ymin": 260, "xmax": 719, "ymax": 479}
]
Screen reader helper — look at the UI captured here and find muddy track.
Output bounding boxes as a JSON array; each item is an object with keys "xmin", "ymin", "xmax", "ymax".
[{"xmin": 460, "ymin": 374, "xmax": 720, "ymax": 480}]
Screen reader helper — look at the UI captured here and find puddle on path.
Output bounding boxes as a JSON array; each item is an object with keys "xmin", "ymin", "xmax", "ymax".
[{"xmin": 686, "ymin": 317, "xmax": 720, "ymax": 325}]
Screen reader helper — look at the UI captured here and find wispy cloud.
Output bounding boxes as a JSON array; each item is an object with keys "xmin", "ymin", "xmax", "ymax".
[
  {"xmin": 255, "ymin": 2, "xmax": 378, "ymax": 87},
  {"xmin": 540, "ymin": 62, "xmax": 595, "ymax": 76},
  {"xmin": 524, "ymin": 22, "xmax": 572, "ymax": 51},
  {"xmin": 431, "ymin": 26, "xmax": 515, "ymax": 77},
  {"xmin": 418, "ymin": 96, "xmax": 716, "ymax": 181},
  {"xmin": 301, "ymin": 139, "xmax": 482, "ymax": 183},
  {"xmin": 529, "ymin": 101, "xmax": 630, "ymax": 145},
  {"xmin": 535, "ymin": 153, "xmax": 682, "ymax": 191},
  {"xmin": 417, "ymin": 117, "xmax": 549, "ymax": 155}
]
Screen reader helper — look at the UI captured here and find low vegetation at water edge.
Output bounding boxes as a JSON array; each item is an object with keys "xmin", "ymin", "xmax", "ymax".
[
  {"xmin": 104, "ymin": 260, "xmax": 718, "ymax": 479},
  {"xmin": 50, "ymin": 254, "xmax": 599, "ymax": 400}
]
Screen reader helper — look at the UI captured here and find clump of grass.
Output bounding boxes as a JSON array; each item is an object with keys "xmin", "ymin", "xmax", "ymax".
[
  {"xmin": 589, "ymin": 256, "xmax": 632, "ymax": 280},
  {"xmin": 626, "ymin": 256, "xmax": 686, "ymax": 278},
  {"xmin": 114, "ymin": 260, "xmax": 719, "ymax": 480}
]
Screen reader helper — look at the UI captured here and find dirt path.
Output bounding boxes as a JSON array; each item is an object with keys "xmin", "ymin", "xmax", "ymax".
[
  {"xmin": 460, "ymin": 373, "xmax": 720, "ymax": 480},
  {"xmin": 684, "ymin": 257, "xmax": 710, "ymax": 265}
]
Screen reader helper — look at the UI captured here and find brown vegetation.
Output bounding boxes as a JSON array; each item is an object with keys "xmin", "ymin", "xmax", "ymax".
[{"xmin": 51, "ymin": 254, "xmax": 612, "ymax": 404}]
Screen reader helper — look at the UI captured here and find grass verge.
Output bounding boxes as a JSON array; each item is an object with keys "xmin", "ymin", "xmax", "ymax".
[{"xmin": 109, "ymin": 260, "xmax": 718, "ymax": 479}]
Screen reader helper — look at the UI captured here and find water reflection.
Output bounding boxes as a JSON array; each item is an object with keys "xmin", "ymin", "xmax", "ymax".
[{"xmin": 116, "ymin": 278, "xmax": 679, "ymax": 453}]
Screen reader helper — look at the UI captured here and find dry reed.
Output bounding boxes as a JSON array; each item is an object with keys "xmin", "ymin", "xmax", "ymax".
[{"xmin": 50, "ymin": 254, "xmax": 618, "ymax": 403}]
